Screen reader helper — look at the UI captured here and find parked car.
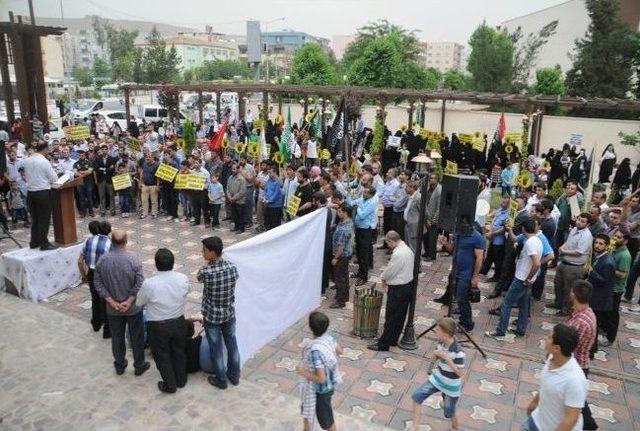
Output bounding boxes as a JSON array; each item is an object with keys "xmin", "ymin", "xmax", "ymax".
[
  {"xmin": 71, "ymin": 98, "xmax": 123, "ymax": 122},
  {"xmin": 136, "ymin": 104, "xmax": 186, "ymax": 123},
  {"xmin": 95, "ymin": 110, "xmax": 143, "ymax": 130}
]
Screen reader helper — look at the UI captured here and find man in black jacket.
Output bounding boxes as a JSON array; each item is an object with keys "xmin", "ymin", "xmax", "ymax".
[
  {"xmin": 586, "ymin": 233, "xmax": 616, "ymax": 357},
  {"xmin": 93, "ymin": 144, "xmax": 118, "ymax": 217}
]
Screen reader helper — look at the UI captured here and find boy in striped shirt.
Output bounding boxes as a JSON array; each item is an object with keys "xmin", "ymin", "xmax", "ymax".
[{"xmin": 412, "ymin": 317, "xmax": 465, "ymax": 430}]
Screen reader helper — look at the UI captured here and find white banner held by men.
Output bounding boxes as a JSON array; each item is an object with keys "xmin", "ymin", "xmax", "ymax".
[{"xmin": 224, "ymin": 207, "xmax": 327, "ymax": 367}]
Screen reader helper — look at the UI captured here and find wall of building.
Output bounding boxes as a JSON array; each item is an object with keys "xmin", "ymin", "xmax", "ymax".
[{"xmin": 41, "ymin": 35, "xmax": 65, "ymax": 79}]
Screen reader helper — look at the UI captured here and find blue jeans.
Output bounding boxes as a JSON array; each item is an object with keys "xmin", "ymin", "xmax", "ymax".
[
  {"xmin": 521, "ymin": 416, "xmax": 539, "ymax": 431},
  {"xmin": 456, "ymin": 278, "xmax": 474, "ymax": 331},
  {"xmin": 412, "ymin": 380, "xmax": 459, "ymax": 418},
  {"xmin": 497, "ymin": 278, "xmax": 530, "ymax": 335},
  {"xmin": 204, "ymin": 318, "xmax": 240, "ymax": 384},
  {"xmin": 119, "ymin": 189, "xmax": 131, "ymax": 213}
]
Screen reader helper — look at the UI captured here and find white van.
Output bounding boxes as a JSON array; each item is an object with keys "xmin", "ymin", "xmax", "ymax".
[
  {"xmin": 137, "ymin": 104, "xmax": 186, "ymax": 123},
  {"xmin": 71, "ymin": 98, "xmax": 123, "ymax": 122}
]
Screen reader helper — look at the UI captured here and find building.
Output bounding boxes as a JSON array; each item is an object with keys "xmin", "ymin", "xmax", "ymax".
[
  {"xmin": 262, "ymin": 30, "xmax": 330, "ymax": 56},
  {"xmin": 331, "ymin": 35, "xmax": 356, "ymax": 60},
  {"xmin": 136, "ymin": 36, "xmax": 238, "ymax": 71},
  {"xmin": 501, "ymin": 0, "xmax": 640, "ymax": 79},
  {"xmin": 420, "ymin": 41, "xmax": 465, "ymax": 73}
]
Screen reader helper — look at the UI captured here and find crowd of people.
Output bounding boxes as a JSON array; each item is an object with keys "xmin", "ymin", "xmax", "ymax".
[{"xmin": 4, "ymin": 106, "xmax": 640, "ymax": 431}]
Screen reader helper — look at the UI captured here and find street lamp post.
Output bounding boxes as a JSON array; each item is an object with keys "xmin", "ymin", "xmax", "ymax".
[{"xmin": 398, "ymin": 152, "xmax": 433, "ymax": 350}]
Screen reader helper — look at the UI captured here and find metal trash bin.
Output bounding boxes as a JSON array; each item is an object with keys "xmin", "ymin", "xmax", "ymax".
[{"xmin": 352, "ymin": 285, "xmax": 383, "ymax": 339}]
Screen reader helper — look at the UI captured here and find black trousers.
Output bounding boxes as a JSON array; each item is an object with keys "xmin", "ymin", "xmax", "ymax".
[
  {"xmin": 391, "ymin": 212, "xmax": 405, "ymax": 240},
  {"xmin": 334, "ymin": 256, "xmax": 350, "ymax": 304},
  {"xmin": 88, "ymin": 269, "xmax": 110, "ymax": 336},
  {"xmin": 162, "ymin": 183, "xmax": 178, "ymax": 218},
  {"xmin": 582, "ymin": 368, "xmax": 598, "ymax": 430},
  {"xmin": 378, "ymin": 283, "xmax": 412, "ymax": 348},
  {"xmin": 27, "ymin": 189, "xmax": 52, "ymax": 248},
  {"xmin": 231, "ymin": 203, "xmax": 246, "ymax": 230},
  {"xmin": 107, "ymin": 311, "xmax": 146, "ymax": 371},
  {"xmin": 209, "ymin": 203, "xmax": 221, "ymax": 227},
  {"xmin": 149, "ymin": 317, "xmax": 187, "ymax": 390},
  {"xmin": 264, "ymin": 206, "xmax": 282, "ymax": 230},
  {"xmin": 481, "ymin": 243, "xmax": 505, "ymax": 280},
  {"xmin": 496, "ymin": 239, "xmax": 516, "ymax": 293},
  {"xmin": 603, "ymin": 292, "xmax": 622, "ymax": 343},
  {"xmin": 422, "ymin": 225, "xmax": 438, "ymax": 259},
  {"xmin": 355, "ymin": 228, "xmax": 373, "ymax": 280},
  {"xmin": 382, "ymin": 206, "xmax": 394, "ymax": 235},
  {"xmin": 191, "ymin": 190, "xmax": 210, "ymax": 224}
]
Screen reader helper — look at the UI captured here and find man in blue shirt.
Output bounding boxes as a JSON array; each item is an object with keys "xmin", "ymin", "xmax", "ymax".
[
  {"xmin": 440, "ymin": 229, "xmax": 485, "ymax": 331},
  {"xmin": 378, "ymin": 169, "xmax": 400, "ymax": 249},
  {"xmin": 330, "ymin": 204, "xmax": 354, "ymax": 308},
  {"xmin": 263, "ymin": 165, "xmax": 283, "ymax": 231},
  {"xmin": 352, "ymin": 186, "xmax": 379, "ymax": 286},
  {"xmin": 482, "ymin": 197, "xmax": 509, "ymax": 283}
]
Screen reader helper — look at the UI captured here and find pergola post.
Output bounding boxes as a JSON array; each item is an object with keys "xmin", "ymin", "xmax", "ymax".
[
  {"xmin": 419, "ymin": 100, "xmax": 426, "ymax": 128},
  {"xmin": 303, "ymin": 98, "xmax": 309, "ymax": 117},
  {"xmin": 197, "ymin": 90, "xmax": 204, "ymax": 125},
  {"xmin": 238, "ymin": 93, "xmax": 246, "ymax": 120},
  {"xmin": 31, "ymin": 34, "xmax": 48, "ymax": 131},
  {"xmin": 278, "ymin": 95, "xmax": 283, "ymax": 115},
  {"xmin": 215, "ymin": 91, "xmax": 221, "ymax": 122},
  {"xmin": 321, "ymin": 97, "xmax": 327, "ymax": 139},
  {"xmin": 439, "ymin": 99, "xmax": 446, "ymax": 134},
  {"xmin": 10, "ymin": 29, "xmax": 33, "ymax": 142},
  {"xmin": 262, "ymin": 90, "xmax": 269, "ymax": 122},
  {"xmin": 124, "ymin": 88, "xmax": 131, "ymax": 132},
  {"xmin": 0, "ymin": 33, "xmax": 15, "ymax": 125},
  {"xmin": 407, "ymin": 100, "xmax": 415, "ymax": 131}
]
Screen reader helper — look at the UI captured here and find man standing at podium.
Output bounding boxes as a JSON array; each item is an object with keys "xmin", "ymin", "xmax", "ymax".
[{"xmin": 22, "ymin": 142, "xmax": 58, "ymax": 250}]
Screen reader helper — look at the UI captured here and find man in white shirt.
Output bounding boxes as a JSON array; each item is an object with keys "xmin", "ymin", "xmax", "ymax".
[
  {"xmin": 282, "ymin": 164, "xmax": 298, "ymax": 221},
  {"xmin": 136, "ymin": 248, "xmax": 189, "ymax": 394},
  {"xmin": 487, "ymin": 218, "xmax": 542, "ymax": 338},
  {"xmin": 22, "ymin": 142, "xmax": 58, "ymax": 250},
  {"xmin": 524, "ymin": 323, "xmax": 587, "ymax": 431},
  {"xmin": 403, "ymin": 181, "xmax": 422, "ymax": 253},
  {"xmin": 368, "ymin": 230, "xmax": 414, "ymax": 351},
  {"xmin": 56, "ymin": 147, "xmax": 77, "ymax": 176},
  {"xmin": 305, "ymin": 136, "xmax": 318, "ymax": 169}
]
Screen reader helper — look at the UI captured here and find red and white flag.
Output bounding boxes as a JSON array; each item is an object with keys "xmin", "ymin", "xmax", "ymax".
[{"xmin": 497, "ymin": 112, "xmax": 506, "ymax": 142}]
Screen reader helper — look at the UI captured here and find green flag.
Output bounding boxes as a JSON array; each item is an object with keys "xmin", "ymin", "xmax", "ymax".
[{"xmin": 279, "ymin": 106, "xmax": 292, "ymax": 161}]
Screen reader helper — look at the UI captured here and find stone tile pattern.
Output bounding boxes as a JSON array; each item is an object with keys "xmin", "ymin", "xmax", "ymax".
[{"xmin": 2, "ymin": 213, "xmax": 640, "ymax": 430}]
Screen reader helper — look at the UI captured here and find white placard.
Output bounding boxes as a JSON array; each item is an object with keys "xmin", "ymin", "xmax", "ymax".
[{"xmin": 386, "ymin": 136, "xmax": 401, "ymax": 148}]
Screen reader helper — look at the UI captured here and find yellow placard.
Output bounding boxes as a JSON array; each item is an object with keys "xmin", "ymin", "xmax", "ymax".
[
  {"xmin": 444, "ymin": 160, "xmax": 458, "ymax": 175},
  {"xmin": 508, "ymin": 198, "xmax": 518, "ymax": 225},
  {"xmin": 63, "ymin": 125, "xmax": 91, "ymax": 140},
  {"xmin": 458, "ymin": 133, "xmax": 473, "ymax": 144},
  {"xmin": 127, "ymin": 138, "xmax": 142, "ymax": 153},
  {"xmin": 505, "ymin": 132, "xmax": 522, "ymax": 144},
  {"xmin": 471, "ymin": 136, "xmax": 485, "ymax": 152},
  {"xmin": 184, "ymin": 173, "xmax": 207, "ymax": 191},
  {"xmin": 111, "ymin": 173, "xmax": 132, "ymax": 191},
  {"xmin": 155, "ymin": 163, "xmax": 178, "ymax": 182},
  {"xmin": 174, "ymin": 174, "xmax": 188, "ymax": 190},
  {"xmin": 287, "ymin": 195, "xmax": 301, "ymax": 217}
]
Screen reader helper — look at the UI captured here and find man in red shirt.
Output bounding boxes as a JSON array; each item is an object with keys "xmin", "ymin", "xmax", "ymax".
[{"xmin": 566, "ymin": 280, "xmax": 598, "ymax": 430}]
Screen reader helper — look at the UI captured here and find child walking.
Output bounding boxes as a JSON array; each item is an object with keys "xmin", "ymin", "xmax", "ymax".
[
  {"xmin": 296, "ymin": 311, "xmax": 343, "ymax": 431},
  {"xmin": 207, "ymin": 173, "xmax": 224, "ymax": 229},
  {"xmin": 412, "ymin": 317, "xmax": 465, "ymax": 431}
]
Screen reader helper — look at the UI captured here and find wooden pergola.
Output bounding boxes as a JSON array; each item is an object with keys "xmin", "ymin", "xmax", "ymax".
[
  {"xmin": 121, "ymin": 83, "xmax": 640, "ymax": 154},
  {"xmin": 0, "ymin": 14, "xmax": 66, "ymax": 142}
]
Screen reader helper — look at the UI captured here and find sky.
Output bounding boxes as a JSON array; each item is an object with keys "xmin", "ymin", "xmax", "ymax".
[{"xmin": 5, "ymin": 0, "xmax": 567, "ymax": 44}]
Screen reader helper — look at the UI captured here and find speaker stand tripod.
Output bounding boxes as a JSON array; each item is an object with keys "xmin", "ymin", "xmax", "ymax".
[{"xmin": 416, "ymin": 242, "xmax": 486, "ymax": 358}]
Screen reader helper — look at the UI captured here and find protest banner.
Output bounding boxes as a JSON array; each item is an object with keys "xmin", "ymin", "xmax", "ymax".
[
  {"xmin": 471, "ymin": 136, "xmax": 485, "ymax": 151},
  {"xmin": 127, "ymin": 138, "xmax": 142, "ymax": 153},
  {"xmin": 111, "ymin": 174, "xmax": 132, "ymax": 191},
  {"xmin": 185, "ymin": 174, "xmax": 207, "ymax": 190},
  {"xmin": 174, "ymin": 174, "xmax": 188, "ymax": 190},
  {"xmin": 444, "ymin": 160, "xmax": 458, "ymax": 175},
  {"xmin": 386, "ymin": 136, "xmax": 401, "ymax": 148},
  {"xmin": 155, "ymin": 164, "xmax": 178, "ymax": 182},
  {"xmin": 64, "ymin": 125, "xmax": 90, "ymax": 140},
  {"xmin": 286, "ymin": 195, "xmax": 301, "ymax": 217}
]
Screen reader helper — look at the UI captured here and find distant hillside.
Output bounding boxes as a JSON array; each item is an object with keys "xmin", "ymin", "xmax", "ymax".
[{"xmin": 37, "ymin": 15, "xmax": 197, "ymax": 36}]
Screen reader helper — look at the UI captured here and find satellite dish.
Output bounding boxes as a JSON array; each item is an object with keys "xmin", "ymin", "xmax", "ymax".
[{"xmin": 476, "ymin": 199, "xmax": 490, "ymax": 217}]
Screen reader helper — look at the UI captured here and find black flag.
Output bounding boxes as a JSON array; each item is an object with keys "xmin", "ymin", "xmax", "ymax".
[{"xmin": 327, "ymin": 97, "xmax": 346, "ymax": 157}]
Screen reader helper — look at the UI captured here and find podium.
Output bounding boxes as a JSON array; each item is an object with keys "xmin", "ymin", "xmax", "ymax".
[{"xmin": 51, "ymin": 176, "xmax": 83, "ymax": 246}]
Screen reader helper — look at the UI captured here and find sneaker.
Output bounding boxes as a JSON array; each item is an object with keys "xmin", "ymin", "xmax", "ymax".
[
  {"xmin": 134, "ymin": 361, "xmax": 151, "ymax": 376},
  {"xmin": 173, "ymin": 218, "xmax": 180, "ymax": 223},
  {"xmin": 140, "ymin": 214, "xmax": 146, "ymax": 219},
  {"xmin": 485, "ymin": 331, "xmax": 506, "ymax": 338},
  {"xmin": 207, "ymin": 375, "xmax": 228, "ymax": 390},
  {"xmin": 508, "ymin": 328, "xmax": 526, "ymax": 337}
]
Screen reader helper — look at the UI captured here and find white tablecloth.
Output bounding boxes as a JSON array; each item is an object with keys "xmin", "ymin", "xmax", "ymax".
[{"xmin": 0, "ymin": 244, "xmax": 83, "ymax": 302}]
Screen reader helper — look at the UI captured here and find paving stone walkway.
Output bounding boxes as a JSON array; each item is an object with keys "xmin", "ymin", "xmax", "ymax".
[{"xmin": 2, "ymin": 214, "xmax": 640, "ymax": 430}]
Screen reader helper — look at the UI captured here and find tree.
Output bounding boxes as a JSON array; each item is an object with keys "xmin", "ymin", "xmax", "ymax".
[
  {"xmin": 442, "ymin": 69, "xmax": 469, "ymax": 90},
  {"xmin": 510, "ymin": 21, "xmax": 558, "ymax": 92},
  {"xmin": 533, "ymin": 65, "xmax": 566, "ymax": 95},
  {"xmin": 342, "ymin": 19, "xmax": 421, "ymax": 69},
  {"xmin": 71, "ymin": 66, "xmax": 93, "ymax": 87},
  {"xmin": 467, "ymin": 22, "xmax": 515, "ymax": 92},
  {"xmin": 92, "ymin": 17, "xmax": 138, "ymax": 81},
  {"xmin": 565, "ymin": 0, "xmax": 640, "ymax": 100},
  {"xmin": 92, "ymin": 58, "xmax": 112, "ymax": 87},
  {"xmin": 290, "ymin": 43, "xmax": 339, "ymax": 86},
  {"xmin": 142, "ymin": 26, "xmax": 181, "ymax": 83},
  {"xmin": 186, "ymin": 59, "xmax": 251, "ymax": 82}
]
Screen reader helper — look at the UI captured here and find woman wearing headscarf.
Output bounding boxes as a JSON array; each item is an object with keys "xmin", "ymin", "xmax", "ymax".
[
  {"xmin": 631, "ymin": 162, "xmax": 640, "ymax": 193},
  {"xmin": 568, "ymin": 149, "xmax": 587, "ymax": 186},
  {"xmin": 599, "ymin": 144, "xmax": 616, "ymax": 183},
  {"xmin": 612, "ymin": 158, "xmax": 631, "ymax": 204}
]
